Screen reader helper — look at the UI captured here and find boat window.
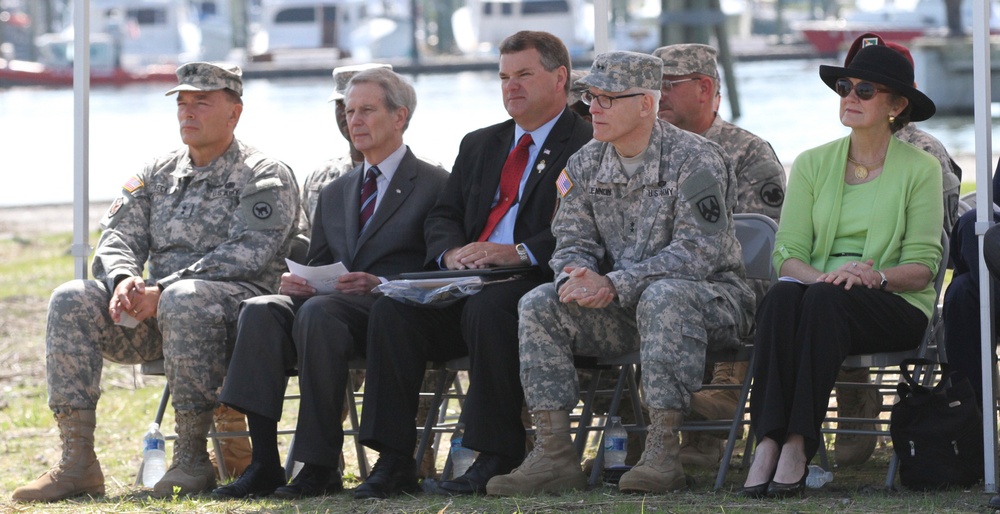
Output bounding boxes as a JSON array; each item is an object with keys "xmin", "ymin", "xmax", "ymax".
[
  {"xmin": 501, "ymin": 2, "xmax": 513, "ymax": 14},
  {"xmin": 195, "ymin": 2, "xmax": 218, "ymax": 17},
  {"xmin": 275, "ymin": 7, "xmax": 316, "ymax": 23},
  {"xmin": 522, "ymin": 1, "xmax": 570, "ymax": 14},
  {"xmin": 483, "ymin": 2, "xmax": 492, "ymax": 15},
  {"xmin": 127, "ymin": 8, "xmax": 166, "ymax": 26}
]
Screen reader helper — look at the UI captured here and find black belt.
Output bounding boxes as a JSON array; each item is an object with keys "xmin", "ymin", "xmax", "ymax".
[{"xmin": 830, "ymin": 252, "xmax": 863, "ymax": 257}]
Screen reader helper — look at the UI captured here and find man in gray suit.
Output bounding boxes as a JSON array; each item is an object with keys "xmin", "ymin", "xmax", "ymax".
[{"xmin": 212, "ymin": 67, "xmax": 448, "ymax": 499}]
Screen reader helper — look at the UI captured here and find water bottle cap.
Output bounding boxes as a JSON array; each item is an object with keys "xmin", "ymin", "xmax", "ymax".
[
  {"xmin": 148, "ymin": 422, "xmax": 159, "ymax": 430},
  {"xmin": 609, "ymin": 416, "xmax": 621, "ymax": 423}
]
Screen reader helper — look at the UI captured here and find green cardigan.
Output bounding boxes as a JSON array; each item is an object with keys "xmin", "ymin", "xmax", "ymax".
[{"xmin": 774, "ymin": 135, "xmax": 944, "ymax": 318}]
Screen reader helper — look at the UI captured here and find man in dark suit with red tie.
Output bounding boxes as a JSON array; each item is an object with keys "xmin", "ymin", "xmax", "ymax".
[{"xmin": 355, "ymin": 30, "xmax": 593, "ymax": 499}]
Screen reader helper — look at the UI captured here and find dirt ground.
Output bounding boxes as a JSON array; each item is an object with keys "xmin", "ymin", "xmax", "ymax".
[{"xmin": 0, "ymin": 202, "xmax": 108, "ymax": 239}]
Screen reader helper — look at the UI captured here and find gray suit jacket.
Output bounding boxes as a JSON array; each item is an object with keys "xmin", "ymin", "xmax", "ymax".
[{"xmin": 306, "ymin": 147, "xmax": 448, "ymax": 278}]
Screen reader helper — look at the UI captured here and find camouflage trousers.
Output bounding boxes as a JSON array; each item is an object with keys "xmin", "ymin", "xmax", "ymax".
[
  {"xmin": 518, "ymin": 278, "xmax": 748, "ymax": 412},
  {"xmin": 46, "ymin": 278, "xmax": 256, "ymax": 413}
]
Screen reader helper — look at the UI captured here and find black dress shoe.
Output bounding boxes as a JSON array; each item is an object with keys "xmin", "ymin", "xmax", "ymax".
[
  {"xmin": 766, "ymin": 469, "xmax": 807, "ymax": 498},
  {"xmin": 272, "ymin": 463, "xmax": 343, "ymax": 499},
  {"xmin": 212, "ymin": 461, "xmax": 287, "ymax": 499},
  {"xmin": 738, "ymin": 480, "xmax": 770, "ymax": 499},
  {"xmin": 437, "ymin": 453, "xmax": 519, "ymax": 495},
  {"xmin": 354, "ymin": 454, "xmax": 419, "ymax": 500}
]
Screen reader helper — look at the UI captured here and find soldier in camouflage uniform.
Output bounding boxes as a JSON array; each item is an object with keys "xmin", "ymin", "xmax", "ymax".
[
  {"xmin": 11, "ymin": 62, "xmax": 299, "ymax": 502},
  {"xmin": 487, "ymin": 51, "xmax": 755, "ymax": 496},
  {"xmin": 651, "ymin": 43, "xmax": 786, "ymax": 469}
]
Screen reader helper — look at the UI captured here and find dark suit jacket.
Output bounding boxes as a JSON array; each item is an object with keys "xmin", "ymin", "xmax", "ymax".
[
  {"xmin": 423, "ymin": 107, "xmax": 593, "ymax": 278},
  {"xmin": 307, "ymin": 147, "xmax": 448, "ymax": 278}
]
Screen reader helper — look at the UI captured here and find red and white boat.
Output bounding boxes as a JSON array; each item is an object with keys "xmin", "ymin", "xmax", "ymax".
[
  {"xmin": 0, "ymin": 58, "xmax": 176, "ymax": 88},
  {"xmin": 794, "ymin": 0, "xmax": 1000, "ymax": 55}
]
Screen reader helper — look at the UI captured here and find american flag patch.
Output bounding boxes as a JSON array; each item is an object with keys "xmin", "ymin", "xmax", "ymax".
[
  {"xmin": 122, "ymin": 176, "xmax": 144, "ymax": 193},
  {"xmin": 556, "ymin": 169, "xmax": 573, "ymax": 197}
]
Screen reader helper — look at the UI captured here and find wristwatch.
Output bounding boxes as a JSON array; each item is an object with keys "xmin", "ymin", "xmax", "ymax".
[
  {"xmin": 876, "ymin": 270, "xmax": 888, "ymax": 291},
  {"xmin": 515, "ymin": 243, "xmax": 530, "ymax": 265}
]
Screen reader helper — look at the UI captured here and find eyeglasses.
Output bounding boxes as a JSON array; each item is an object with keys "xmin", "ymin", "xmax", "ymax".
[
  {"xmin": 835, "ymin": 78, "xmax": 893, "ymax": 101},
  {"xmin": 661, "ymin": 77, "xmax": 700, "ymax": 91},
  {"xmin": 581, "ymin": 91, "xmax": 644, "ymax": 109}
]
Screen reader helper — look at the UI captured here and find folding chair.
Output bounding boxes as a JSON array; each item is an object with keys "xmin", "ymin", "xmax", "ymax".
[
  {"xmin": 577, "ymin": 213, "xmax": 779, "ymax": 489},
  {"xmin": 815, "ymin": 230, "xmax": 949, "ymax": 489}
]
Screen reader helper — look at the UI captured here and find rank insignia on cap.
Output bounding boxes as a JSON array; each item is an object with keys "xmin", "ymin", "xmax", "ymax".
[
  {"xmin": 122, "ymin": 176, "xmax": 144, "ymax": 194},
  {"xmin": 556, "ymin": 169, "xmax": 574, "ymax": 197},
  {"xmin": 862, "ymin": 37, "xmax": 879, "ymax": 48}
]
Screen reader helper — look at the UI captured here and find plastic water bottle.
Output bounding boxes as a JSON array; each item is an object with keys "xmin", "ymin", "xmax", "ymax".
[
  {"xmin": 141, "ymin": 422, "xmax": 167, "ymax": 488},
  {"xmin": 449, "ymin": 425, "xmax": 475, "ymax": 479},
  {"xmin": 805, "ymin": 464, "xmax": 834, "ymax": 489},
  {"xmin": 603, "ymin": 416, "xmax": 628, "ymax": 468}
]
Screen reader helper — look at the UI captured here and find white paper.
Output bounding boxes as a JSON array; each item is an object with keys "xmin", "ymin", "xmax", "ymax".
[
  {"xmin": 778, "ymin": 276, "xmax": 816, "ymax": 285},
  {"xmin": 115, "ymin": 312, "xmax": 141, "ymax": 328},
  {"xmin": 285, "ymin": 259, "xmax": 349, "ymax": 294}
]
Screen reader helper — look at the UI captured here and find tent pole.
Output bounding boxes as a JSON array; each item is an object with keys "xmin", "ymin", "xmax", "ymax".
[
  {"xmin": 72, "ymin": 0, "xmax": 91, "ymax": 279},
  {"xmin": 972, "ymin": 0, "xmax": 996, "ymax": 494}
]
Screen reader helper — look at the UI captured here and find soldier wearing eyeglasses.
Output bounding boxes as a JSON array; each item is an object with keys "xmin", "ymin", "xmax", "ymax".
[
  {"xmin": 488, "ymin": 51, "xmax": 755, "ymax": 495},
  {"xmin": 650, "ymin": 42, "xmax": 787, "ymax": 470}
]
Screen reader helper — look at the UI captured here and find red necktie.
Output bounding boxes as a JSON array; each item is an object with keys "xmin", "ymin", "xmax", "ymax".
[
  {"xmin": 478, "ymin": 133, "xmax": 533, "ymax": 241},
  {"xmin": 359, "ymin": 166, "xmax": 380, "ymax": 232}
]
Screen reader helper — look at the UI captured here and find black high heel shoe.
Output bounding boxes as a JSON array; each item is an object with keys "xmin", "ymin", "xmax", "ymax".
[
  {"xmin": 766, "ymin": 469, "xmax": 807, "ymax": 498},
  {"xmin": 738, "ymin": 469, "xmax": 776, "ymax": 499}
]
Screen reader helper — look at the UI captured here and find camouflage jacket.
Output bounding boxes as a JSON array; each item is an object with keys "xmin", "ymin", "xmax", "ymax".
[
  {"xmin": 93, "ymin": 138, "xmax": 300, "ymax": 295},
  {"xmin": 551, "ymin": 119, "xmax": 752, "ymax": 310},
  {"xmin": 701, "ymin": 115, "xmax": 786, "ymax": 221}
]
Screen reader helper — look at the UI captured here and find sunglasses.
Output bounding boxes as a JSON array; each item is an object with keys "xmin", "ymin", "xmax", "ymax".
[{"xmin": 835, "ymin": 78, "xmax": 893, "ymax": 101}]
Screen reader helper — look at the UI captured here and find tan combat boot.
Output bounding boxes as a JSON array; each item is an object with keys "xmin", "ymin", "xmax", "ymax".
[
  {"xmin": 689, "ymin": 361, "xmax": 746, "ymax": 421},
  {"xmin": 618, "ymin": 409, "xmax": 686, "ymax": 493},
  {"xmin": 679, "ymin": 431, "xmax": 723, "ymax": 468},
  {"xmin": 208, "ymin": 404, "xmax": 252, "ymax": 479},
  {"xmin": 486, "ymin": 410, "xmax": 586, "ymax": 496},
  {"xmin": 12, "ymin": 410, "xmax": 105, "ymax": 502},
  {"xmin": 834, "ymin": 367, "xmax": 880, "ymax": 466},
  {"xmin": 153, "ymin": 410, "xmax": 216, "ymax": 497}
]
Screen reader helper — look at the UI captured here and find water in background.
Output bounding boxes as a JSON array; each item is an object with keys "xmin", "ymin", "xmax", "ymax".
[{"xmin": 0, "ymin": 59, "xmax": 991, "ymax": 207}]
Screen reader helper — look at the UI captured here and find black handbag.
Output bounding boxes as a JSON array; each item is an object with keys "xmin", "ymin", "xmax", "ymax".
[{"xmin": 890, "ymin": 358, "xmax": 984, "ymax": 490}]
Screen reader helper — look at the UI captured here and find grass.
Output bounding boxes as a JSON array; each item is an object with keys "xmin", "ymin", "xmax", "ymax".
[{"xmin": 0, "ymin": 232, "xmax": 998, "ymax": 513}]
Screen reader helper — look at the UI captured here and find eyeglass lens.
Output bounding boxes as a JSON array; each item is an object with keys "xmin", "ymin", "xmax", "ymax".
[{"xmin": 835, "ymin": 79, "xmax": 878, "ymax": 100}]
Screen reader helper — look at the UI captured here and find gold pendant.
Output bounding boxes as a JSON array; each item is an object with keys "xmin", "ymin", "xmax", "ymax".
[{"xmin": 854, "ymin": 165, "xmax": 869, "ymax": 180}]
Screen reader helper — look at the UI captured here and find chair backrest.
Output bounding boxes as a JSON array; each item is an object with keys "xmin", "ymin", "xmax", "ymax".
[{"xmin": 733, "ymin": 213, "xmax": 779, "ymax": 285}]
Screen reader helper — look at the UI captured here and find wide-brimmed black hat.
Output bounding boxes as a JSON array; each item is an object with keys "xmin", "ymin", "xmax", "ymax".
[{"xmin": 819, "ymin": 44, "xmax": 935, "ymax": 122}]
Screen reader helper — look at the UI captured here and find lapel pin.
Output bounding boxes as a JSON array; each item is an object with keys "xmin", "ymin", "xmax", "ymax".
[
  {"xmin": 543, "ymin": 149, "xmax": 551, "ymax": 155},
  {"xmin": 536, "ymin": 160, "xmax": 546, "ymax": 173},
  {"xmin": 396, "ymin": 188, "xmax": 401, "ymax": 193}
]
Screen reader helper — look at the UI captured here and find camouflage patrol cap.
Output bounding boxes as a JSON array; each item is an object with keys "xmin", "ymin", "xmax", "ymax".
[
  {"xmin": 652, "ymin": 44, "xmax": 719, "ymax": 78},
  {"xmin": 567, "ymin": 69, "xmax": 589, "ymax": 105},
  {"xmin": 327, "ymin": 63, "xmax": 393, "ymax": 102},
  {"xmin": 165, "ymin": 62, "xmax": 243, "ymax": 96},
  {"xmin": 576, "ymin": 51, "xmax": 662, "ymax": 93}
]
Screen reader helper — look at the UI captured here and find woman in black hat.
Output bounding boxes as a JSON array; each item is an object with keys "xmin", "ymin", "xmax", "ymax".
[{"xmin": 740, "ymin": 41, "xmax": 944, "ymax": 498}]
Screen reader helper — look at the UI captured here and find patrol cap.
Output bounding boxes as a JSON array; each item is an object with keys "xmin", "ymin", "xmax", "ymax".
[
  {"xmin": 567, "ymin": 69, "xmax": 589, "ymax": 105},
  {"xmin": 576, "ymin": 51, "xmax": 662, "ymax": 93},
  {"xmin": 652, "ymin": 43, "xmax": 719, "ymax": 78},
  {"xmin": 327, "ymin": 63, "xmax": 393, "ymax": 102},
  {"xmin": 165, "ymin": 62, "xmax": 243, "ymax": 97}
]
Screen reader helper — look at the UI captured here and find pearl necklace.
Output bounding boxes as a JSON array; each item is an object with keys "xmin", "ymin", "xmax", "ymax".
[{"xmin": 846, "ymin": 154, "xmax": 885, "ymax": 180}]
